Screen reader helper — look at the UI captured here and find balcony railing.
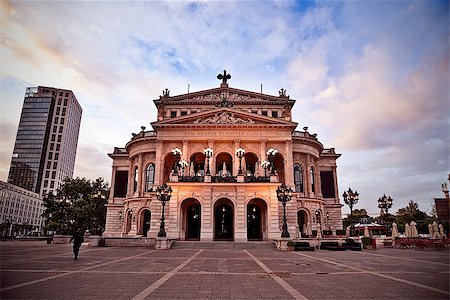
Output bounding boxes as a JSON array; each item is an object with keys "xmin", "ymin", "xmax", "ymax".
[
  {"xmin": 177, "ymin": 175, "xmax": 271, "ymax": 183},
  {"xmin": 179, "ymin": 175, "xmax": 204, "ymax": 182}
]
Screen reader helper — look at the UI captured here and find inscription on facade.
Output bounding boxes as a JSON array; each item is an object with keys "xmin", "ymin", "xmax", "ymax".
[{"xmin": 185, "ymin": 131, "xmax": 264, "ymax": 137}]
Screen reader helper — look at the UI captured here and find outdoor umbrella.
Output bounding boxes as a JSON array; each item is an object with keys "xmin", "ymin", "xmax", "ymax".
[
  {"xmin": 428, "ymin": 223, "xmax": 434, "ymax": 238},
  {"xmin": 391, "ymin": 222, "xmax": 399, "ymax": 238},
  {"xmin": 438, "ymin": 224, "xmax": 444, "ymax": 238},
  {"xmin": 222, "ymin": 162, "xmax": 227, "ymax": 177},
  {"xmin": 364, "ymin": 225, "xmax": 370, "ymax": 237},
  {"xmin": 410, "ymin": 221, "xmax": 419, "ymax": 238},
  {"xmin": 433, "ymin": 221, "xmax": 440, "ymax": 239},
  {"xmin": 317, "ymin": 224, "xmax": 322, "ymax": 239},
  {"xmin": 346, "ymin": 226, "xmax": 350, "ymax": 237},
  {"xmin": 254, "ymin": 162, "xmax": 259, "ymax": 176},
  {"xmin": 189, "ymin": 162, "xmax": 194, "ymax": 176},
  {"xmin": 295, "ymin": 224, "xmax": 302, "ymax": 239},
  {"xmin": 405, "ymin": 223, "xmax": 411, "ymax": 237},
  {"xmin": 302, "ymin": 223, "xmax": 307, "ymax": 235}
]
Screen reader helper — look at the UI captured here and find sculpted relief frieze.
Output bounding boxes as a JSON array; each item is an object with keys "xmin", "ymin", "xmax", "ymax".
[
  {"xmin": 194, "ymin": 112, "xmax": 255, "ymax": 124},
  {"xmin": 191, "ymin": 92, "xmax": 265, "ymax": 103}
]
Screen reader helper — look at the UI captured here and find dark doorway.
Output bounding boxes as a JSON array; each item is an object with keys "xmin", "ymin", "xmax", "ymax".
[
  {"xmin": 143, "ymin": 210, "xmax": 151, "ymax": 237},
  {"xmin": 297, "ymin": 210, "xmax": 307, "ymax": 235},
  {"xmin": 186, "ymin": 203, "xmax": 201, "ymax": 240},
  {"xmin": 214, "ymin": 200, "xmax": 234, "ymax": 240},
  {"xmin": 247, "ymin": 204, "xmax": 261, "ymax": 240}
]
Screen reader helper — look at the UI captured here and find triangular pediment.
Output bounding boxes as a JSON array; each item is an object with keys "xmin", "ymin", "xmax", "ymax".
[
  {"xmin": 154, "ymin": 87, "xmax": 295, "ymax": 106},
  {"xmin": 151, "ymin": 107, "xmax": 297, "ymax": 129}
]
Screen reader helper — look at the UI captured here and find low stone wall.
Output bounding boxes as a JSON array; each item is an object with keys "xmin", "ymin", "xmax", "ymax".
[
  {"xmin": 102, "ymin": 237, "xmax": 156, "ymax": 247},
  {"xmin": 52, "ymin": 235, "xmax": 71, "ymax": 244},
  {"xmin": 273, "ymin": 237, "xmax": 362, "ymax": 251}
]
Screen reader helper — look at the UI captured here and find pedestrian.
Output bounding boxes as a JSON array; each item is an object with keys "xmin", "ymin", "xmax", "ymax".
[{"xmin": 69, "ymin": 228, "xmax": 84, "ymax": 260}]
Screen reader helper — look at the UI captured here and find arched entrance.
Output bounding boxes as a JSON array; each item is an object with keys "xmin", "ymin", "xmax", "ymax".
[
  {"xmin": 215, "ymin": 152, "xmax": 233, "ymax": 177},
  {"xmin": 244, "ymin": 152, "xmax": 259, "ymax": 176},
  {"xmin": 189, "ymin": 152, "xmax": 206, "ymax": 176},
  {"xmin": 181, "ymin": 198, "xmax": 201, "ymax": 240},
  {"xmin": 297, "ymin": 210, "xmax": 307, "ymax": 235},
  {"xmin": 247, "ymin": 199, "xmax": 267, "ymax": 240},
  {"xmin": 273, "ymin": 153, "xmax": 285, "ymax": 183},
  {"xmin": 214, "ymin": 198, "xmax": 234, "ymax": 240},
  {"xmin": 141, "ymin": 210, "xmax": 151, "ymax": 237}
]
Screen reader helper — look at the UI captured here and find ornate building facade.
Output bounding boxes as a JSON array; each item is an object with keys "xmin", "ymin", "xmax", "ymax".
[{"xmin": 104, "ymin": 72, "xmax": 343, "ymax": 241}]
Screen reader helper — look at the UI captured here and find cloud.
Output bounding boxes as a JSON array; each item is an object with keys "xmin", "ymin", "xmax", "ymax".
[{"xmin": 0, "ymin": 0, "xmax": 447, "ymax": 215}]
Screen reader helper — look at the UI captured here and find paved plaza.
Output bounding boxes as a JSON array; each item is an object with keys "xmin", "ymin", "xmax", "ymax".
[{"xmin": 0, "ymin": 241, "xmax": 449, "ymax": 299}]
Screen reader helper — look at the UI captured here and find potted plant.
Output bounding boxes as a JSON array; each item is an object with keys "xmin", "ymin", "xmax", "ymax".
[
  {"xmin": 287, "ymin": 240, "xmax": 295, "ymax": 251},
  {"xmin": 362, "ymin": 237, "xmax": 374, "ymax": 249}
]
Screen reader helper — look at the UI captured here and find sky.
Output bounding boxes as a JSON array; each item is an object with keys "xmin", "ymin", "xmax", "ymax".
[{"xmin": 0, "ymin": 0, "xmax": 448, "ymax": 217}]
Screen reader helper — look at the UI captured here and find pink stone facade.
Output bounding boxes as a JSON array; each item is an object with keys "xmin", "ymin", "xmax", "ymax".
[{"xmin": 104, "ymin": 80, "xmax": 343, "ymax": 241}]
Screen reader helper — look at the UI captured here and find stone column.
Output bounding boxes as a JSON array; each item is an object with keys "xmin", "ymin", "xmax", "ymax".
[
  {"xmin": 285, "ymin": 140, "xmax": 293, "ymax": 186},
  {"xmin": 235, "ymin": 186, "xmax": 246, "ymax": 242},
  {"xmin": 333, "ymin": 166, "xmax": 340, "ymax": 204},
  {"xmin": 127, "ymin": 159, "xmax": 134, "ymax": 197},
  {"xmin": 109, "ymin": 166, "xmax": 117, "ymax": 202},
  {"xmin": 208, "ymin": 139, "xmax": 214, "ymax": 176},
  {"xmin": 234, "ymin": 140, "xmax": 241, "ymax": 177},
  {"xmin": 201, "ymin": 186, "xmax": 213, "ymax": 241},
  {"xmin": 305, "ymin": 153, "xmax": 311, "ymax": 196},
  {"xmin": 154, "ymin": 140, "xmax": 163, "ymax": 186},
  {"xmin": 138, "ymin": 153, "xmax": 143, "ymax": 197}
]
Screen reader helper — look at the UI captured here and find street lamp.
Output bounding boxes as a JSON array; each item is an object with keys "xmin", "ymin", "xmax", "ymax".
[
  {"xmin": 276, "ymin": 183, "xmax": 293, "ymax": 238},
  {"xmin": 156, "ymin": 183, "xmax": 172, "ymax": 237},
  {"xmin": 179, "ymin": 160, "xmax": 188, "ymax": 176},
  {"xmin": 342, "ymin": 187, "xmax": 359, "ymax": 236},
  {"xmin": 204, "ymin": 147, "xmax": 213, "ymax": 175},
  {"xmin": 378, "ymin": 194, "xmax": 393, "ymax": 235},
  {"xmin": 171, "ymin": 147, "xmax": 182, "ymax": 176},
  {"xmin": 236, "ymin": 147, "xmax": 245, "ymax": 175},
  {"xmin": 267, "ymin": 148, "xmax": 278, "ymax": 175},
  {"xmin": 261, "ymin": 160, "xmax": 270, "ymax": 178}
]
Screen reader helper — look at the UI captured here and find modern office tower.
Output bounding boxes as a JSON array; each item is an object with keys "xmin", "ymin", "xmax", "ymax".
[{"xmin": 7, "ymin": 86, "xmax": 82, "ymax": 197}]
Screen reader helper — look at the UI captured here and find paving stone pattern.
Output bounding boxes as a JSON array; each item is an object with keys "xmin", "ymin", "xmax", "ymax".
[{"xmin": 0, "ymin": 241, "xmax": 449, "ymax": 299}]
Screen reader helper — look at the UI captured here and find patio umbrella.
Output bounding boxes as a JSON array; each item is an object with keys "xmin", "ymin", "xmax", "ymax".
[
  {"xmin": 364, "ymin": 225, "xmax": 370, "ymax": 237},
  {"xmin": 295, "ymin": 224, "xmax": 302, "ymax": 239},
  {"xmin": 438, "ymin": 224, "xmax": 444, "ymax": 239},
  {"xmin": 302, "ymin": 223, "xmax": 307, "ymax": 235},
  {"xmin": 433, "ymin": 221, "xmax": 440, "ymax": 239},
  {"xmin": 405, "ymin": 223, "xmax": 410, "ymax": 237},
  {"xmin": 428, "ymin": 223, "xmax": 434, "ymax": 238},
  {"xmin": 242, "ymin": 156, "xmax": 246, "ymax": 174},
  {"xmin": 346, "ymin": 226, "xmax": 350, "ymax": 237},
  {"xmin": 391, "ymin": 222, "xmax": 399, "ymax": 238},
  {"xmin": 410, "ymin": 221, "xmax": 419, "ymax": 238}
]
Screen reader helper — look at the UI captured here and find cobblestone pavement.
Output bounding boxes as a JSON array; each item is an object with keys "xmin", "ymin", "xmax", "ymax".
[{"xmin": 1, "ymin": 241, "xmax": 449, "ymax": 299}]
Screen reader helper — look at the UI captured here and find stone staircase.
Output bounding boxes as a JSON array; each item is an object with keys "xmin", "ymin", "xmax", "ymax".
[{"xmin": 171, "ymin": 240, "xmax": 276, "ymax": 250}]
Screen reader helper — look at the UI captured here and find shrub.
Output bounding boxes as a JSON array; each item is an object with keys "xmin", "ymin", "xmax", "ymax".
[
  {"xmin": 287, "ymin": 240, "xmax": 295, "ymax": 246},
  {"xmin": 361, "ymin": 237, "xmax": 372, "ymax": 245},
  {"xmin": 345, "ymin": 238, "xmax": 355, "ymax": 244}
]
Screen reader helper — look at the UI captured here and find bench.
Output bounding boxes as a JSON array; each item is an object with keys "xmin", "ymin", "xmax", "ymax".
[
  {"xmin": 294, "ymin": 242, "xmax": 315, "ymax": 251},
  {"xmin": 342, "ymin": 242, "xmax": 362, "ymax": 251},
  {"xmin": 320, "ymin": 241, "xmax": 346, "ymax": 251}
]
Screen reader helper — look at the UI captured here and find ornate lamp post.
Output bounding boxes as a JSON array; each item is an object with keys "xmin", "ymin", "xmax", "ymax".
[
  {"xmin": 378, "ymin": 194, "xmax": 393, "ymax": 235},
  {"xmin": 156, "ymin": 183, "xmax": 172, "ymax": 237},
  {"xmin": 261, "ymin": 160, "xmax": 270, "ymax": 178},
  {"xmin": 236, "ymin": 147, "xmax": 245, "ymax": 175},
  {"xmin": 179, "ymin": 160, "xmax": 188, "ymax": 176},
  {"xmin": 171, "ymin": 148, "xmax": 182, "ymax": 176},
  {"xmin": 342, "ymin": 188, "xmax": 359, "ymax": 236},
  {"xmin": 276, "ymin": 183, "xmax": 293, "ymax": 238},
  {"xmin": 267, "ymin": 148, "xmax": 278, "ymax": 175},
  {"xmin": 204, "ymin": 147, "xmax": 213, "ymax": 175}
]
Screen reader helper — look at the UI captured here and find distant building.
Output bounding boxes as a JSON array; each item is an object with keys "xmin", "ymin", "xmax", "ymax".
[
  {"xmin": 0, "ymin": 180, "xmax": 43, "ymax": 236},
  {"xmin": 104, "ymin": 72, "xmax": 343, "ymax": 241},
  {"xmin": 434, "ymin": 174, "xmax": 450, "ymax": 222},
  {"xmin": 7, "ymin": 86, "xmax": 82, "ymax": 197}
]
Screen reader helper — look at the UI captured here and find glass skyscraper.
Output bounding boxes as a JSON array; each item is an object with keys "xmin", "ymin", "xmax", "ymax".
[{"xmin": 7, "ymin": 86, "xmax": 82, "ymax": 196}]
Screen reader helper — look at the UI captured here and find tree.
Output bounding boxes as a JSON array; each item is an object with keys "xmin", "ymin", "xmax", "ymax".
[
  {"xmin": 396, "ymin": 200, "xmax": 430, "ymax": 234},
  {"xmin": 342, "ymin": 208, "xmax": 373, "ymax": 228},
  {"xmin": 42, "ymin": 177, "xmax": 109, "ymax": 235}
]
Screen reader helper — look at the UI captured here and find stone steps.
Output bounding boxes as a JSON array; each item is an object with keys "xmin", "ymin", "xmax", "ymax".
[{"xmin": 171, "ymin": 240, "xmax": 276, "ymax": 250}]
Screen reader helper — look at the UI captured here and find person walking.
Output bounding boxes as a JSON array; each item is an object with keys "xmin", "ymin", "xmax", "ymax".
[{"xmin": 70, "ymin": 228, "xmax": 84, "ymax": 260}]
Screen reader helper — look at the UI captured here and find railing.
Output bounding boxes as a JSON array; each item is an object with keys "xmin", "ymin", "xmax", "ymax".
[
  {"xmin": 212, "ymin": 176, "xmax": 237, "ymax": 183},
  {"xmin": 179, "ymin": 176, "xmax": 204, "ymax": 182},
  {"xmin": 244, "ymin": 175, "xmax": 270, "ymax": 183}
]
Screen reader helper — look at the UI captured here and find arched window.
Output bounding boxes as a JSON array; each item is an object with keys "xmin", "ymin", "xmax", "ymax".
[
  {"xmin": 294, "ymin": 164, "xmax": 303, "ymax": 192},
  {"xmin": 310, "ymin": 167, "xmax": 315, "ymax": 193},
  {"xmin": 145, "ymin": 163, "xmax": 155, "ymax": 191},
  {"xmin": 133, "ymin": 166, "xmax": 138, "ymax": 192}
]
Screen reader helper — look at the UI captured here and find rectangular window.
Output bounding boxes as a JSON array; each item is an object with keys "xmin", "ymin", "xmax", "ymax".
[
  {"xmin": 60, "ymin": 118, "xmax": 65, "ymax": 124},
  {"xmin": 44, "ymin": 180, "xmax": 48, "ymax": 188},
  {"xmin": 261, "ymin": 111, "xmax": 268, "ymax": 116},
  {"xmin": 114, "ymin": 170, "xmax": 128, "ymax": 197},
  {"xmin": 320, "ymin": 171, "xmax": 335, "ymax": 198},
  {"xmin": 52, "ymin": 171, "xmax": 56, "ymax": 179},
  {"xmin": 271, "ymin": 111, "xmax": 278, "ymax": 118},
  {"xmin": 53, "ymin": 162, "xmax": 57, "ymax": 169},
  {"xmin": 48, "ymin": 152, "xmax": 53, "ymax": 159},
  {"xmin": 55, "ymin": 153, "xmax": 59, "ymax": 160},
  {"xmin": 50, "ymin": 181, "xmax": 54, "ymax": 188},
  {"xmin": 170, "ymin": 111, "xmax": 177, "ymax": 118},
  {"xmin": 180, "ymin": 111, "xmax": 187, "ymax": 116},
  {"xmin": 50, "ymin": 143, "xmax": 54, "ymax": 151},
  {"xmin": 55, "ymin": 117, "xmax": 59, "ymax": 124},
  {"xmin": 58, "ymin": 127, "xmax": 63, "ymax": 134},
  {"xmin": 56, "ymin": 144, "xmax": 60, "ymax": 151},
  {"xmin": 64, "ymin": 99, "xmax": 68, "ymax": 106},
  {"xmin": 57, "ymin": 135, "xmax": 62, "ymax": 142},
  {"xmin": 58, "ymin": 99, "xmax": 62, "ymax": 105},
  {"xmin": 51, "ymin": 134, "xmax": 56, "ymax": 142}
]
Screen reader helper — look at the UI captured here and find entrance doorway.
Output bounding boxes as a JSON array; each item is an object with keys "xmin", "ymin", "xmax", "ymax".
[
  {"xmin": 143, "ymin": 210, "xmax": 151, "ymax": 237},
  {"xmin": 297, "ymin": 210, "xmax": 307, "ymax": 236},
  {"xmin": 247, "ymin": 199, "xmax": 267, "ymax": 240},
  {"xmin": 181, "ymin": 198, "xmax": 201, "ymax": 240},
  {"xmin": 214, "ymin": 199, "xmax": 234, "ymax": 240}
]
